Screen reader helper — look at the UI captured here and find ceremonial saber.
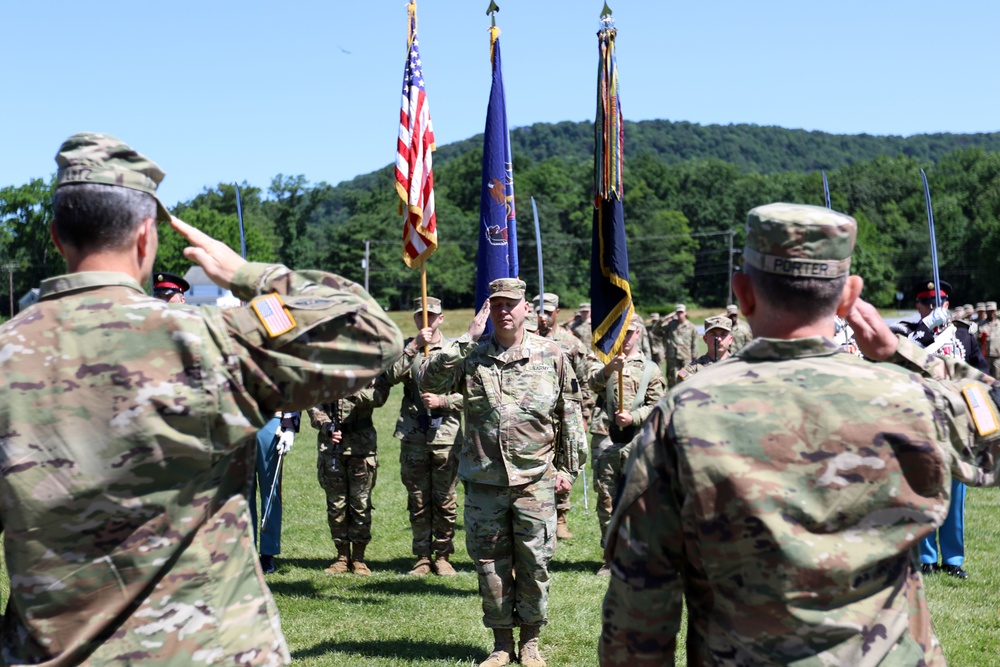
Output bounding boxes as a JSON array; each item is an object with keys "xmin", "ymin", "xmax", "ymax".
[
  {"xmin": 261, "ymin": 447, "xmax": 283, "ymax": 532},
  {"xmin": 920, "ymin": 169, "xmax": 942, "ymax": 309},
  {"xmin": 531, "ymin": 196, "xmax": 544, "ymax": 314},
  {"xmin": 235, "ymin": 184, "xmax": 247, "ymax": 260},
  {"xmin": 822, "ymin": 170, "xmax": 831, "ymax": 209}
]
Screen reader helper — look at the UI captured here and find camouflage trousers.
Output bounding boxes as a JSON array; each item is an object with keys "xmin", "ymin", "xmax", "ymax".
[
  {"xmin": 665, "ymin": 359, "xmax": 685, "ymax": 388},
  {"xmin": 317, "ymin": 440, "xmax": 377, "ymax": 546},
  {"xmin": 591, "ymin": 434, "xmax": 625, "ymax": 542},
  {"xmin": 465, "ymin": 467, "xmax": 557, "ymax": 629},
  {"xmin": 400, "ymin": 441, "xmax": 459, "ymax": 557},
  {"xmin": 989, "ymin": 356, "xmax": 1000, "ymax": 380}
]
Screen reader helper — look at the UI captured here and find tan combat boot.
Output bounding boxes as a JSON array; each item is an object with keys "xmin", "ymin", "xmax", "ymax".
[
  {"xmin": 324, "ymin": 543, "xmax": 351, "ymax": 575},
  {"xmin": 351, "ymin": 543, "xmax": 372, "ymax": 576},
  {"xmin": 434, "ymin": 554, "xmax": 456, "ymax": 576},
  {"xmin": 478, "ymin": 628, "xmax": 515, "ymax": 667},
  {"xmin": 408, "ymin": 556, "xmax": 433, "ymax": 576},
  {"xmin": 556, "ymin": 509, "xmax": 573, "ymax": 540},
  {"xmin": 518, "ymin": 625, "xmax": 546, "ymax": 667}
]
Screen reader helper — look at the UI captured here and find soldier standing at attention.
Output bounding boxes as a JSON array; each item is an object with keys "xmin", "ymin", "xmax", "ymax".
[
  {"xmin": 421, "ymin": 278, "xmax": 585, "ymax": 667},
  {"xmin": 0, "ymin": 133, "xmax": 403, "ymax": 665},
  {"xmin": 569, "ymin": 301, "xmax": 593, "ymax": 348},
  {"xmin": 674, "ymin": 315, "xmax": 735, "ymax": 384},
  {"xmin": 381, "ymin": 297, "xmax": 463, "ymax": 576},
  {"xmin": 308, "ymin": 378, "xmax": 389, "ymax": 576},
  {"xmin": 725, "ymin": 303, "xmax": 753, "ymax": 351},
  {"xmin": 251, "ymin": 410, "xmax": 300, "ymax": 574},
  {"xmin": 658, "ymin": 303, "xmax": 698, "ymax": 387},
  {"xmin": 600, "ymin": 202, "xmax": 1000, "ymax": 666},
  {"xmin": 980, "ymin": 301, "xmax": 1000, "ymax": 378},
  {"xmin": 587, "ymin": 318, "xmax": 665, "ymax": 574},
  {"xmin": 645, "ymin": 313, "xmax": 665, "ymax": 365},
  {"xmin": 893, "ymin": 279, "xmax": 988, "ymax": 580},
  {"xmin": 536, "ymin": 292, "xmax": 594, "ymax": 540}
]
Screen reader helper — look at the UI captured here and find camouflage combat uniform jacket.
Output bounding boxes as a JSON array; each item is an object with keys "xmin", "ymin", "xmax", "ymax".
[
  {"xmin": 381, "ymin": 337, "xmax": 463, "ymax": 445},
  {"xmin": 420, "ymin": 332, "xmax": 585, "ymax": 486},
  {"xmin": 0, "ymin": 264, "xmax": 402, "ymax": 667},
  {"xmin": 308, "ymin": 382, "xmax": 388, "ymax": 458},
  {"xmin": 674, "ymin": 353, "xmax": 725, "ymax": 384},
  {"xmin": 730, "ymin": 318, "xmax": 753, "ymax": 351},
  {"xmin": 661, "ymin": 318, "xmax": 698, "ymax": 366},
  {"xmin": 569, "ymin": 320, "xmax": 593, "ymax": 348},
  {"xmin": 542, "ymin": 325, "xmax": 595, "ymax": 423},
  {"xmin": 601, "ymin": 336, "xmax": 1000, "ymax": 667},
  {"xmin": 588, "ymin": 353, "xmax": 666, "ymax": 446}
]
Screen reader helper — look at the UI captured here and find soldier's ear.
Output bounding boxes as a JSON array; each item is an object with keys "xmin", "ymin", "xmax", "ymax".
[{"xmin": 835, "ymin": 275, "xmax": 864, "ymax": 318}]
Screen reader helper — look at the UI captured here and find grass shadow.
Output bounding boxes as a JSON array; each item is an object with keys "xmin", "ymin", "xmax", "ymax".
[
  {"xmin": 356, "ymin": 577, "xmax": 478, "ymax": 597},
  {"xmin": 294, "ymin": 638, "xmax": 482, "ymax": 662}
]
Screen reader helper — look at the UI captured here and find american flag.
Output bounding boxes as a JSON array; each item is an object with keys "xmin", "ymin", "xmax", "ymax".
[{"xmin": 395, "ymin": 25, "xmax": 437, "ymax": 268}]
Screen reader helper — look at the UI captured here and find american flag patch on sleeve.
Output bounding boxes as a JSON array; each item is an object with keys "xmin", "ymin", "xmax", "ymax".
[
  {"xmin": 962, "ymin": 385, "xmax": 1000, "ymax": 437},
  {"xmin": 251, "ymin": 293, "xmax": 297, "ymax": 338}
]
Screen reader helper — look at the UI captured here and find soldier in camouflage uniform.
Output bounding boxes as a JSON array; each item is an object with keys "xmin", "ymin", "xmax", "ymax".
[
  {"xmin": 381, "ymin": 296, "xmax": 463, "ymax": 576},
  {"xmin": 569, "ymin": 301, "xmax": 593, "ymax": 348},
  {"xmin": 655, "ymin": 303, "xmax": 698, "ymax": 387},
  {"xmin": 536, "ymin": 292, "xmax": 593, "ymax": 540},
  {"xmin": 600, "ymin": 202, "xmax": 1000, "ymax": 666},
  {"xmin": 645, "ymin": 313, "xmax": 665, "ymax": 365},
  {"xmin": 981, "ymin": 300, "xmax": 1000, "ymax": 378},
  {"xmin": 0, "ymin": 133, "xmax": 403, "ymax": 666},
  {"xmin": 308, "ymin": 378, "xmax": 389, "ymax": 576},
  {"xmin": 587, "ymin": 318, "xmax": 665, "ymax": 575},
  {"xmin": 421, "ymin": 279, "xmax": 585, "ymax": 667},
  {"xmin": 726, "ymin": 303, "xmax": 753, "ymax": 351},
  {"xmin": 674, "ymin": 315, "xmax": 735, "ymax": 384}
]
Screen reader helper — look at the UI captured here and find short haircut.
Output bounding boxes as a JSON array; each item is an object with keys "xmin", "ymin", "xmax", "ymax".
[
  {"xmin": 52, "ymin": 183, "xmax": 157, "ymax": 252},
  {"xmin": 746, "ymin": 265, "xmax": 846, "ymax": 321}
]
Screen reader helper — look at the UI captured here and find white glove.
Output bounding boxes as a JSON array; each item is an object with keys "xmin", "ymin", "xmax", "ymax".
[
  {"xmin": 921, "ymin": 306, "xmax": 950, "ymax": 331},
  {"xmin": 277, "ymin": 429, "xmax": 295, "ymax": 455}
]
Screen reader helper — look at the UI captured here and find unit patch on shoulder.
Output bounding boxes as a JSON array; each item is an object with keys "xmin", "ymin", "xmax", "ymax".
[
  {"xmin": 962, "ymin": 384, "xmax": 1000, "ymax": 437},
  {"xmin": 252, "ymin": 293, "xmax": 297, "ymax": 337}
]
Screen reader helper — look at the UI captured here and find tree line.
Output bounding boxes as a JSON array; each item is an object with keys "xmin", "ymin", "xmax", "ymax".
[{"xmin": 3, "ymin": 120, "xmax": 1000, "ymax": 317}]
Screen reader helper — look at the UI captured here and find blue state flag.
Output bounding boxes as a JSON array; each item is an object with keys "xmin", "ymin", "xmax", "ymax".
[{"xmin": 475, "ymin": 35, "xmax": 519, "ymax": 313}]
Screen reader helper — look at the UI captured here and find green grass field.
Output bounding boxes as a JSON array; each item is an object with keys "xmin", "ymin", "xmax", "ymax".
[{"xmin": 1, "ymin": 307, "xmax": 996, "ymax": 665}]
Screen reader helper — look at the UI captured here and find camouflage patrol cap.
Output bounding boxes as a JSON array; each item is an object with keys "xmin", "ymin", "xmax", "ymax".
[
  {"xmin": 55, "ymin": 132, "xmax": 171, "ymax": 223},
  {"xmin": 675, "ymin": 303, "xmax": 686, "ymax": 313},
  {"xmin": 703, "ymin": 315, "xmax": 733, "ymax": 334},
  {"xmin": 976, "ymin": 302, "xmax": 987, "ymax": 311},
  {"xmin": 744, "ymin": 203, "xmax": 856, "ymax": 279},
  {"xmin": 488, "ymin": 278, "xmax": 526, "ymax": 301},
  {"xmin": 534, "ymin": 292, "xmax": 559, "ymax": 312},
  {"xmin": 412, "ymin": 296, "xmax": 442, "ymax": 314},
  {"xmin": 726, "ymin": 304, "xmax": 738, "ymax": 315},
  {"xmin": 626, "ymin": 316, "xmax": 643, "ymax": 332},
  {"xmin": 579, "ymin": 302, "xmax": 591, "ymax": 311},
  {"xmin": 988, "ymin": 301, "xmax": 998, "ymax": 312},
  {"xmin": 524, "ymin": 309, "xmax": 539, "ymax": 332}
]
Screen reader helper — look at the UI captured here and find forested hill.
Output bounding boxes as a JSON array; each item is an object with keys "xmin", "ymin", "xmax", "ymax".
[
  {"xmin": 431, "ymin": 119, "xmax": 1000, "ymax": 174},
  {"xmin": 5, "ymin": 119, "xmax": 1000, "ymax": 318}
]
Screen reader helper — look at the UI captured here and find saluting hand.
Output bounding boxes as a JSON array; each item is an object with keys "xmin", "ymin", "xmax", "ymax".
[
  {"xmin": 170, "ymin": 216, "xmax": 246, "ymax": 290},
  {"xmin": 468, "ymin": 299, "xmax": 491, "ymax": 341},
  {"xmin": 847, "ymin": 297, "xmax": 899, "ymax": 361}
]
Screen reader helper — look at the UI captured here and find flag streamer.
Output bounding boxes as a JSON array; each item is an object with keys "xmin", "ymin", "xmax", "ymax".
[
  {"xmin": 395, "ymin": 1, "xmax": 438, "ymax": 268},
  {"xmin": 590, "ymin": 13, "xmax": 633, "ymax": 363}
]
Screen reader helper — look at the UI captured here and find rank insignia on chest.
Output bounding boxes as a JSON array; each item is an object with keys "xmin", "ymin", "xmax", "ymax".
[{"xmin": 252, "ymin": 293, "xmax": 297, "ymax": 337}]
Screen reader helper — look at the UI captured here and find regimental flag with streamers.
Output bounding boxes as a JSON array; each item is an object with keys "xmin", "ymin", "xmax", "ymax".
[
  {"xmin": 590, "ymin": 14, "xmax": 633, "ymax": 363},
  {"xmin": 475, "ymin": 26, "xmax": 519, "ymax": 311},
  {"xmin": 395, "ymin": 3, "xmax": 437, "ymax": 268}
]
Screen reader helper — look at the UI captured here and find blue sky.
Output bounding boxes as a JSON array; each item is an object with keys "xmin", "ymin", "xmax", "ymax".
[{"xmin": 3, "ymin": 1, "xmax": 998, "ymax": 207}]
